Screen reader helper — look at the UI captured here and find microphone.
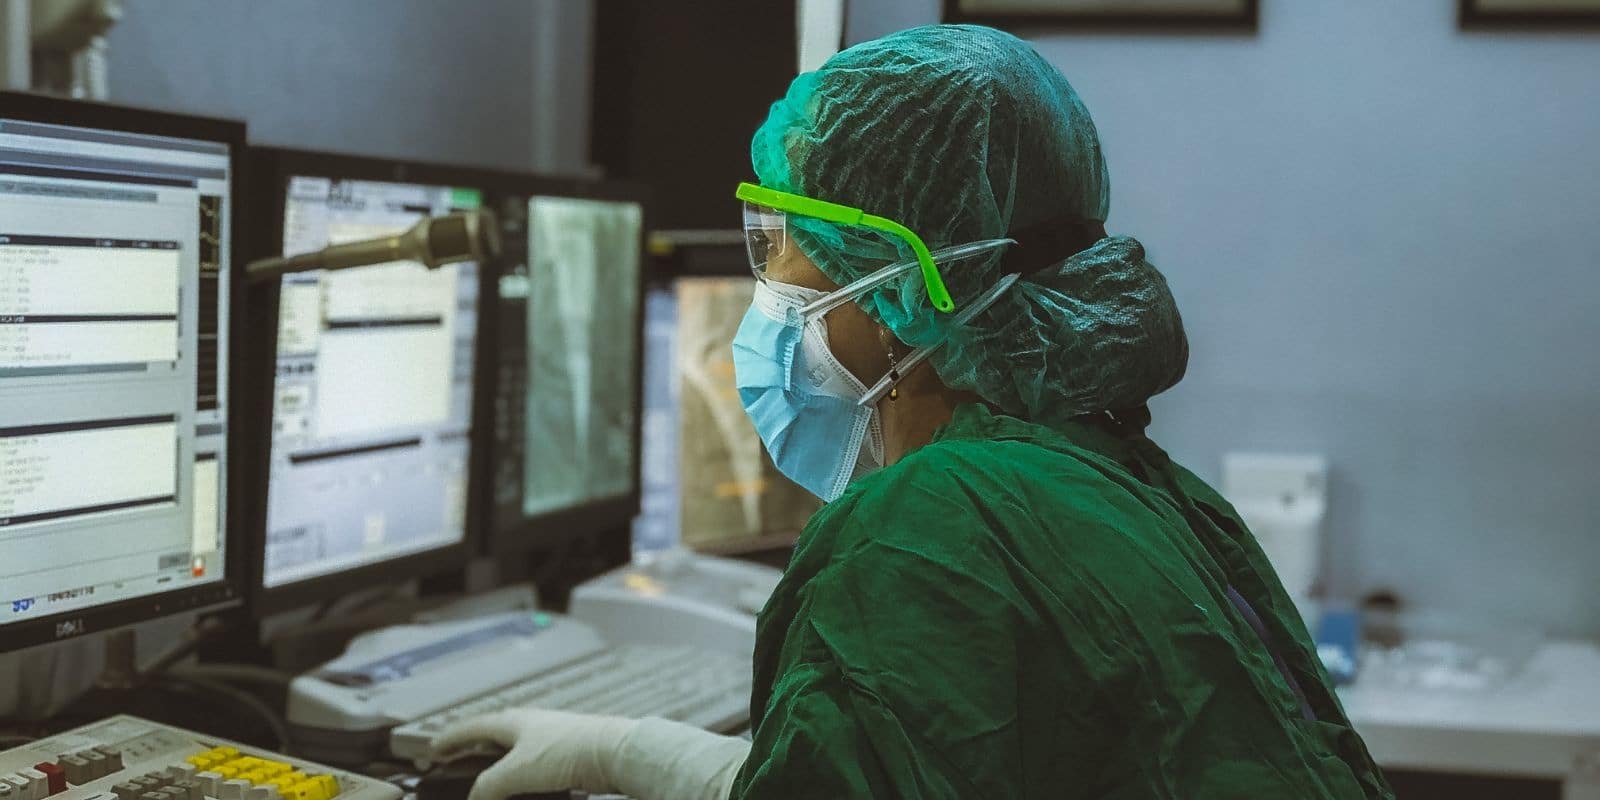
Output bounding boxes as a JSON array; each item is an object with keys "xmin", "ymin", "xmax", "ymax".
[{"xmin": 246, "ymin": 208, "xmax": 501, "ymax": 283}]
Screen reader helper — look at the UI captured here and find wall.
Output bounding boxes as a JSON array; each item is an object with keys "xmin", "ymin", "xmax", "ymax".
[
  {"xmin": 848, "ymin": 0, "xmax": 1600, "ymax": 636},
  {"xmin": 105, "ymin": 0, "xmax": 593, "ymax": 173}
]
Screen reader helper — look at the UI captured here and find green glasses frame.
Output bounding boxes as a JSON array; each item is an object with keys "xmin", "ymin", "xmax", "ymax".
[{"xmin": 736, "ymin": 182, "xmax": 955, "ymax": 313}]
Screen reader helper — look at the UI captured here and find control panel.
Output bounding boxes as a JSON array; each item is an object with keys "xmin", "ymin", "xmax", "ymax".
[{"xmin": 0, "ymin": 717, "xmax": 398, "ymax": 800}]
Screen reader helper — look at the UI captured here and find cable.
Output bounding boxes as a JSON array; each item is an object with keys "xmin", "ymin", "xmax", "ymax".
[
  {"xmin": 149, "ymin": 674, "xmax": 291, "ymax": 752},
  {"xmin": 305, "ymin": 583, "xmax": 408, "ymax": 625},
  {"xmin": 170, "ymin": 664, "xmax": 295, "ymax": 691},
  {"xmin": 306, "ymin": 597, "xmax": 339, "ymax": 624},
  {"xmin": 341, "ymin": 584, "xmax": 410, "ymax": 616}
]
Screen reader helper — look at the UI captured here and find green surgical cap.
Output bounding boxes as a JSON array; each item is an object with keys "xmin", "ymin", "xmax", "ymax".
[{"xmin": 752, "ymin": 24, "xmax": 1188, "ymax": 424}]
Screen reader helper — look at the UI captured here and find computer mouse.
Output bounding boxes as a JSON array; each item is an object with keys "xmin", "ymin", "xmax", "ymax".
[{"xmin": 415, "ymin": 747, "xmax": 571, "ymax": 800}]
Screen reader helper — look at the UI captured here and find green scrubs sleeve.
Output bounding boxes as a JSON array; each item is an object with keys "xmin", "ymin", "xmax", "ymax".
[
  {"xmin": 731, "ymin": 447, "xmax": 1080, "ymax": 799},
  {"xmin": 731, "ymin": 586, "xmax": 991, "ymax": 799}
]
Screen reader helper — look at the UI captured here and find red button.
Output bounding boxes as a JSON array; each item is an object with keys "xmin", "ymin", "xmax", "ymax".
[{"xmin": 33, "ymin": 763, "xmax": 66, "ymax": 795}]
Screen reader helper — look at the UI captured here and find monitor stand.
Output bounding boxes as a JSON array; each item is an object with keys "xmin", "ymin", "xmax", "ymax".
[{"xmin": 96, "ymin": 630, "xmax": 140, "ymax": 690}]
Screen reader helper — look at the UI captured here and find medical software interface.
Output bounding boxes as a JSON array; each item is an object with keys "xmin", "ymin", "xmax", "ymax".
[
  {"xmin": 507, "ymin": 196, "xmax": 642, "ymax": 519},
  {"xmin": 0, "ymin": 118, "xmax": 232, "ymax": 624},
  {"xmin": 263, "ymin": 177, "xmax": 480, "ymax": 588}
]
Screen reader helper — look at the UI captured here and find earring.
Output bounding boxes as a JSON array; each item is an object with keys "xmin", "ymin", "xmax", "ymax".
[
  {"xmin": 879, "ymin": 328, "xmax": 903, "ymax": 401},
  {"xmin": 886, "ymin": 349, "xmax": 901, "ymax": 401}
]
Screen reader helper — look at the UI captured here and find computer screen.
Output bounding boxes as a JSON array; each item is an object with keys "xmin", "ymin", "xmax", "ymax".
[
  {"xmin": 261, "ymin": 174, "xmax": 481, "ymax": 592},
  {"xmin": 487, "ymin": 190, "xmax": 644, "ymax": 550},
  {"xmin": 0, "ymin": 95, "xmax": 241, "ymax": 651}
]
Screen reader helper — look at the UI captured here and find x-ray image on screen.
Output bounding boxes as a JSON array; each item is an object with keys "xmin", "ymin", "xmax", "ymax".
[{"xmin": 523, "ymin": 196, "xmax": 642, "ymax": 516}]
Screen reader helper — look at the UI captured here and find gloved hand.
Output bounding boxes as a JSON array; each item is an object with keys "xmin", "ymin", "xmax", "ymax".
[
  {"xmin": 432, "ymin": 709, "xmax": 636, "ymax": 799},
  {"xmin": 433, "ymin": 709, "xmax": 751, "ymax": 800}
]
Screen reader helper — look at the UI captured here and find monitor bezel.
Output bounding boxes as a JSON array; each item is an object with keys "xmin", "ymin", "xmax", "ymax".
[
  {"xmin": 479, "ymin": 176, "xmax": 651, "ymax": 558},
  {"xmin": 0, "ymin": 91, "xmax": 248, "ymax": 652},
  {"xmin": 240, "ymin": 146, "xmax": 510, "ymax": 616}
]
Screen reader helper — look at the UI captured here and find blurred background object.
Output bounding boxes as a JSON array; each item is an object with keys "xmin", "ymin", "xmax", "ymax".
[
  {"xmin": 28, "ymin": 0, "xmax": 122, "ymax": 99},
  {"xmin": 1459, "ymin": 0, "xmax": 1600, "ymax": 29},
  {"xmin": 943, "ymin": 0, "xmax": 1260, "ymax": 30}
]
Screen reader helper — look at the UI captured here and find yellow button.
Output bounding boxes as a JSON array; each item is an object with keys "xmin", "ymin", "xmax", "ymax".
[
  {"xmin": 215, "ymin": 747, "xmax": 241, "ymax": 759},
  {"xmin": 313, "ymin": 775, "xmax": 339, "ymax": 798},
  {"xmin": 186, "ymin": 754, "xmax": 214, "ymax": 768},
  {"xmin": 214, "ymin": 764, "xmax": 241, "ymax": 779},
  {"xmin": 277, "ymin": 785, "xmax": 304, "ymax": 800},
  {"xmin": 289, "ymin": 779, "xmax": 327, "ymax": 800},
  {"xmin": 241, "ymin": 770, "xmax": 270, "ymax": 785},
  {"xmin": 272, "ymin": 772, "xmax": 308, "ymax": 793},
  {"xmin": 259, "ymin": 762, "xmax": 293, "ymax": 778}
]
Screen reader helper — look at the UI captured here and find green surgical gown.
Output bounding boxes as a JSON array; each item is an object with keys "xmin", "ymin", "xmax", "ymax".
[{"xmin": 731, "ymin": 404, "xmax": 1393, "ymax": 799}]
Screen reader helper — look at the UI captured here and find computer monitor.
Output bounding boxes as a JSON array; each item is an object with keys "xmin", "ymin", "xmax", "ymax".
[
  {"xmin": 244, "ymin": 148, "xmax": 505, "ymax": 614},
  {"xmin": 483, "ymin": 181, "xmax": 647, "ymax": 555},
  {"xmin": 0, "ymin": 92, "xmax": 246, "ymax": 652}
]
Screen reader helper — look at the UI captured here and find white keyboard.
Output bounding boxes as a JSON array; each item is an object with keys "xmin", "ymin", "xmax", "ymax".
[{"xmin": 389, "ymin": 645, "xmax": 752, "ymax": 762}]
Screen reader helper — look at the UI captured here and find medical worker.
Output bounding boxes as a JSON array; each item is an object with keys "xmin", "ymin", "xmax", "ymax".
[{"xmin": 438, "ymin": 24, "xmax": 1393, "ymax": 800}]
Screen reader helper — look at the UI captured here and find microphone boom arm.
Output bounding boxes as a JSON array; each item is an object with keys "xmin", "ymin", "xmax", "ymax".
[{"xmin": 246, "ymin": 208, "xmax": 499, "ymax": 283}]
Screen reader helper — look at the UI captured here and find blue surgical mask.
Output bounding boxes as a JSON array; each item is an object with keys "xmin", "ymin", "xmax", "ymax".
[
  {"xmin": 732, "ymin": 279, "xmax": 883, "ymax": 502},
  {"xmin": 731, "ymin": 242, "xmax": 1021, "ymax": 502}
]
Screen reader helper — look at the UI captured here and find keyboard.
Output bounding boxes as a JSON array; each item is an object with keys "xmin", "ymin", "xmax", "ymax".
[
  {"xmin": 389, "ymin": 644, "xmax": 752, "ymax": 762},
  {"xmin": 0, "ymin": 716, "xmax": 398, "ymax": 800}
]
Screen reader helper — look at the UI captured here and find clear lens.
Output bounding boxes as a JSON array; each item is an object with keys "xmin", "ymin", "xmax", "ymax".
[{"xmin": 742, "ymin": 202, "xmax": 787, "ymax": 279}]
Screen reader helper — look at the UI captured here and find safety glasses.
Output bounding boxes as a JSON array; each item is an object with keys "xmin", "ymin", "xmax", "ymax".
[
  {"xmin": 736, "ymin": 182, "xmax": 956, "ymax": 313},
  {"xmin": 742, "ymin": 201, "xmax": 790, "ymax": 277}
]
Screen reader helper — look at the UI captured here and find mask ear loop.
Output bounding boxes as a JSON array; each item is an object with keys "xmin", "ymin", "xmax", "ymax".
[
  {"xmin": 795, "ymin": 238, "xmax": 1015, "ymax": 322},
  {"xmin": 858, "ymin": 272, "xmax": 1022, "ymax": 407}
]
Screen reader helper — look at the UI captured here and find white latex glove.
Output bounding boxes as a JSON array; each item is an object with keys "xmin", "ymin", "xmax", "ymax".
[
  {"xmin": 433, "ymin": 709, "xmax": 751, "ymax": 800},
  {"xmin": 433, "ymin": 709, "xmax": 635, "ymax": 798}
]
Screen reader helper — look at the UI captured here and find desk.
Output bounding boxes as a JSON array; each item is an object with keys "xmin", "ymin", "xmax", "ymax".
[{"xmin": 1339, "ymin": 641, "xmax": 1600, "ymax": 800}]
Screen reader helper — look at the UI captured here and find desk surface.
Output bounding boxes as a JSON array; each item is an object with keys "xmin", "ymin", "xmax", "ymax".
[{"xmin": 1339, "ymin": 640, "xmax": 1600, "ymax": 780}]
